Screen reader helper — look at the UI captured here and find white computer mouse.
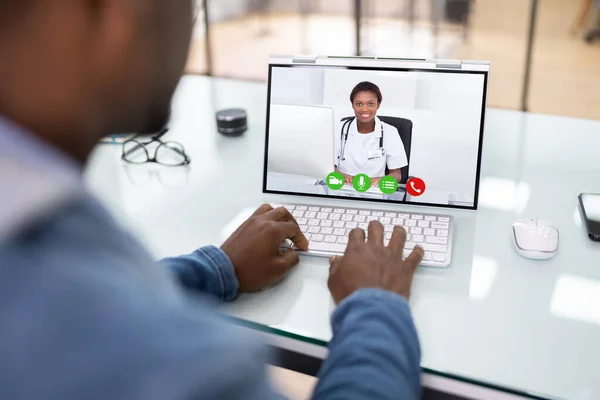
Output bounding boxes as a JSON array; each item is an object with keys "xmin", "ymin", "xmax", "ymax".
[{"xmin": 512, "ymin": 219, "xmax": 559, "ymax": 260}]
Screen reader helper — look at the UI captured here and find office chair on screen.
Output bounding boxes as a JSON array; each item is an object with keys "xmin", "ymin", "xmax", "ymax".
[{"xmin": 341, "ymin": 116, "xmax": 413, "ymax": 184}]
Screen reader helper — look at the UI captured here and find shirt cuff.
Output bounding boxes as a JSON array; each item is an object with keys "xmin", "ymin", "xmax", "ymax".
[
  {"xmin": 195, "ymin": 246, "xmax": 239, "ymax": 302},
  {"xmin": 331, "ymin": 288, "xmax": 411, "ymax": 333}
]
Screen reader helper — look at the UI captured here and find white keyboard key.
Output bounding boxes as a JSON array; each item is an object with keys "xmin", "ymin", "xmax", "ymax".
[
  {"xmin": 404, "ymin": 219, "xmax": 417, "ymax": 227},
  {"xmin": 300, "ymin": 226, "xmax": 308, "ymax": 233},
  {"xmin": 292, "ymin": 210, "xmax": 304, "ymax": 218},
  {"xmin": 359, "ymin": 210, "xmax": 371, "ymax": 216},
  {"xmin": 425, "ymin": 216, "xmax": 436, "ymax": 221},
  {"xmin": 404, "ymin": 242, "xmax": 416, "ymax": 250},
  {"xmin": 317, "ymin": 212, "xmax": 329, "ymax": 219},
  {"xmin": 385, "ymin": 225, "xmax": 394, "ymax": 232},
  {"xmin": 354, "ymin": 215, "xmax": 366, "ymax": 222},
  {"xmin": 345, "ymin": 229, "xmax": 353, "ymax": 236},
  {"xmin": 398, "ymin": 214, "xmax": 410, "ymax": 219},
  {"xmin": 367, "ymin": 216, "xmax": 378, "ymax": 222},
  {"xmin": 433, "ymin": 253, "xmax": 447, "ymax": 263},
  {"xmin": 422, "ymin": 243, "xmax": 447, "ymax": 253},
  {"xmin": 320, "ymin": 220, "xmax": 333, "ymax": 227},
  {"xmin": 385, "ymin": 212, "xmax": 397, "ymax": 217},
  {"xmin": 308, "ymin": 219, "xmax": 319, "ymax": 226},
  {"xmin": 333, "ymin": 221, "xmax": 345, "ymax": 228},
  {"xmin": 325, "ymin": 235, "xmax": 337, "ymax": 244},
  {"xmin": 334, "ymin": 228, "xmax": 346, "ymax": 236},
  {"xmin": 426, "ymin": 236, "xmax": 448, "ymax": 245},
  {"xmin": 380, "ymin": 217, "xmax": 391, "ymax": 225},
  {"xmin": 285, "ymin": 205, "xmax": 296, "ymax": 211},
  {"xmin": 413, "ymin": 235, "xmax": 424, "ymax": 243},
  {"xmin": 304, "ymin": 233, "xmax": 311, "ymax": 241},
  {"xmin": 337, "ymin": 236, "xmax": 348, "ymax": 245},
  {"xmin": 385, "ymin": 232, "xmax": 393, "ymax": 240},
  {"xmin": 347, "ymin": 209, "xmax": 358, "ymax": 215},
  {"xmin": 423, "ymin": 252, "xmax": 432, "ymax": 261},
  {"xmin": 330, "ymin": 213, "xmax": 341, "ymax": 221},
  {"xmin": 431, "ymin": 222, "xmax": 450, "ymax": 229},
  {"xmin": 321, "ymin": 208, "xmax": 332, "ymax": 212},
  {"xmin": 406, "ymin": 234, "xmax": 411, "ymax": 241},
  {"xmin": 305, "ymin": 211, "xmax": 316, "ymax": 219},
  {"xmin": 345, "ymin": 221, "xmax": 358, "ymax": 229},
  {"xmin": 424, "ymin": 228, "xmax": 435, "ymax": 236},
  {"xmin": 322, "ymin": 227, "xmax": 333, "ymax": 235},
  {"xmin": 418, "ymin": 220, "xmax": 430, "ymax": 228},
  {"xmin": 311, "ymin": 234, "xmax": 324, "ymax": 242},
  {"xmin": 385, "ymin": 239, "xmax": 391, "ymax": 247},
  {"xmin": 308, "ymin": 226, "xmax": 320, "ymax": 234},
  {"xmin": 438, "ymin": 217, "xmax": 450, "ymax": 222},
  {"xmin": 437, "ymin": 229, "xmax": 449, "ymax": 237},
  {"xmin": 411, "ymin": 227, "xmax": 422, "ymax": 235},
  {"xmin": 297, "ymin": 218, "xmax": 307, "ymax": 225},
  {"xmin": 342, "ymin": 214, "xmax": 353, "ymax": 221},
  {"xmin": 411, "ymin": 214, "xmax": 423, "ymax": 220},
  {"xmin": 296, "ymin": 206, "xmax": 307, "ymax": 211},
  {"xmin": 392, "ymin": 218, "xmax": 404, "ymax": 225},
  {"xmin": 334, "ymin": 208, "xmax": 344, "ymax": 214},
  {"xmin": 372, "ymin": 211, "xmax": 384, "ymax": 217},
  {"xmin": 309, "ymin": 207, "xmax": 320, "ymax": 212},
  {"xmin": 309, "ymin": 241, "xmax": 346, "ymax": 253},
  {"xmin": 358, "ymin": 223, "xmax": 369, "ymax": 230}
]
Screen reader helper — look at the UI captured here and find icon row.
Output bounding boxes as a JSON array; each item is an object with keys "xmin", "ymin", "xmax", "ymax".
[{"xmin": 326, "ymin": 172, "xmax": 426, "ymax": 196}]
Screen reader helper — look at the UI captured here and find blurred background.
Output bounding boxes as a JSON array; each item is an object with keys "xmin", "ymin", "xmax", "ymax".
[{"xmin": 187, "ymin": 0, "xmax": 600, "ymax": 120}]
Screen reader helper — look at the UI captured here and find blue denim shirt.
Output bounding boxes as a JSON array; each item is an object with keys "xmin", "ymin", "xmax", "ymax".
[{"xmin": 0, "ymin": 117, "xmax": 421, "ymax": 399}]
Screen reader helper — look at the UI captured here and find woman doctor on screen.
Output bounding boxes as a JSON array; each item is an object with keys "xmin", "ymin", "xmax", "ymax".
[{"xmin": 334, "ymin": 81, "xmax": 408, "ymax": 187}]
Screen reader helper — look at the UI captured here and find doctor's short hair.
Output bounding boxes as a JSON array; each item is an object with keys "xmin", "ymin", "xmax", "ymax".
[{"xmin": 350, "ymin": 81, "xmax": 383, "ymax": 105}]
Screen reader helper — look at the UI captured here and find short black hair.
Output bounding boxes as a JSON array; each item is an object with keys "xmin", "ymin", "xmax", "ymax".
[{"xmin": 350, "ymin": 81, "xmax": 382, "ymax": 104}]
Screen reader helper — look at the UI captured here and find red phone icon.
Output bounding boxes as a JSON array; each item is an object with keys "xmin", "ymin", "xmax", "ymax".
[{"xmin": 406, "ymin": 178, "xmax": 426, "ymax": 197}]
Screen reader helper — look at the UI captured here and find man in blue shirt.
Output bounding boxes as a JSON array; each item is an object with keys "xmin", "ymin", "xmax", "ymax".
[{"xmin": 0, "ymin": 1, "xmax": 424, "ymax": 399}]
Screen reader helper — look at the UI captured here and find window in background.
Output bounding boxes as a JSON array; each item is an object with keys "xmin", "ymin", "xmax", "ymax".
[
  {"xmin": 359, "ymin": 0, "xmax": 531, "ymax": 111},
  {"xmin": 186, "ymin": 0, "xmax": 209, "ymax": 75},
  {"xmin": 203, "ymin": 0, "xmax": 355, "ymax": 80},
  {"xmin": 528, "ymin": 0, "xmax": 600, "ymax": 120}
]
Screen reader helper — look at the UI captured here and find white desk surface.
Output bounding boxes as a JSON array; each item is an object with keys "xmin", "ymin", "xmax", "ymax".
[{"xmin": 85, "ymin": 75, "xmax": 600, "ymax": 400}]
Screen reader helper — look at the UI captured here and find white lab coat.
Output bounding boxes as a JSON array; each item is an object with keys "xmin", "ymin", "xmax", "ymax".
[{"xmin": 335, "ymin": 116, "xmax": 408, "ymax": 178}]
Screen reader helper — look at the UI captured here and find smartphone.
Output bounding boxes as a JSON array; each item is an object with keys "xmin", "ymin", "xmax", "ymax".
[{"xmin": 578, "ymin": 193, "xmax": 600, "ymax": 242}]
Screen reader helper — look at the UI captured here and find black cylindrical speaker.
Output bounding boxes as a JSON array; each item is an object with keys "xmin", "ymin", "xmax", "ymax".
[{"xmin": 216, "ymin": 108, "xmax": 247, "ymax": 136}]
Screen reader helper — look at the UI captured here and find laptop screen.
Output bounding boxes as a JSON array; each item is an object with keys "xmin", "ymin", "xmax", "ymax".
[{"xmin": 263, "ymin": 57, "xmax": 488, "ymax": 210}]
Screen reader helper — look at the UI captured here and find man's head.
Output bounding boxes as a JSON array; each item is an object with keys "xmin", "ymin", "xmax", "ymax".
[
  {"xmin": 350, "ymin": 81, "xmax": 382, "ymax": 125},
  {"xmin": 0, "ymin": 0, "xmax": 194, "ymax": 162}
]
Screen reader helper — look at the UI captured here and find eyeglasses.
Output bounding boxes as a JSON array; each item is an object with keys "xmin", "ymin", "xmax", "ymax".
[{"xmin": 122, "ymin": 129, "xmax": 190, "ymax": 166}]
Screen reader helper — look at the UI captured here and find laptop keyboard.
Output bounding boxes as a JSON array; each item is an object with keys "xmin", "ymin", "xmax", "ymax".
[{"xmin": 273, "ymin": 203, "xmax": 453, "ymax": 268}]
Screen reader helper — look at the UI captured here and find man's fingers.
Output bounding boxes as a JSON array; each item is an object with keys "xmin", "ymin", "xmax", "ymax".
[
  {"xmin": 278, "ymin": 221, "xmax": 309, "ymax": 251},
  {"xmin": 404, "ymin": 246, "xmax": 425, "ymax": 273},
  {"xmin": 329, "ymin": 255, "xmax": 342, "ymax": 274},
  {"xmin": 263, "ymin": 206, "xmax": 295, "ymax": 222},
  {"xmin": 367, "ymin": 221, "xmax": 384, "ymax": 246},
  {"xmin": 388, "ymin": 226, "xmax": 407, "ymax": 253},
  {"xmin": 348, "ymin": 228, "xmax": 366, "ymax": 247},
  {"xmin": 252, "ymin": 204, "xmax": 273, "ymax": 217},
  {"xmin": 274, "ymin": 248, "xmax": 301, "ymax": 272}
]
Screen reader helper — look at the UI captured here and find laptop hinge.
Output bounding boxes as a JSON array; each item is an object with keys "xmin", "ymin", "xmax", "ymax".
[
  {"xmin": 293, "ymin": 56, "xmax": 318, "ymax": 64},
  {"xmin": 435, "ymin": 59, "xmax": 462, "ymax": 69}
]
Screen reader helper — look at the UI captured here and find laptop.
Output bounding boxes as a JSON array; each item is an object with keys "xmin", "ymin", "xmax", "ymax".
[{"xmin": 264, "ymin": 55, "xmax": 489, "ymax": 268}]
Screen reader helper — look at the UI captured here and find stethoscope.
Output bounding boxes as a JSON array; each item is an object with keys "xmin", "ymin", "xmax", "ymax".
[{"xmin": 337, "ymin": 117, "xmax": 385, "ymax": 166}]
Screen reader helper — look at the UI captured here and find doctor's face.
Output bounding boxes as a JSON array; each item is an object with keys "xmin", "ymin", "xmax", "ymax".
[{"xmin": 352, "ymin": 91, "xmax": 381, "ymax": 125}]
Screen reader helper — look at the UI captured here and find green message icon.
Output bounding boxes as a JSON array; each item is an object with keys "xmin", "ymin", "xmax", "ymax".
[
  {"xmin": 326, "ymin": 171, "xmax": 345, "ymax": 190},
  {"xmin": 379, "ymin": 176, "xmax": 399, "ymax": 194},
  {"xmin": 352, "ymin": 174, "xmax": 371, "ymax": 192}
]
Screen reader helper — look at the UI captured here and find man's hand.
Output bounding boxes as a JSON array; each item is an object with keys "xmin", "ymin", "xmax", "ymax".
[
  {"xmin": 328, "ymin": 222, "xmax": 424, "ymax": 304},
  {"xmin": 221, "ymin": 204, "xmax": 309, "ymax": 293},
  {"xmin": 371, "ymin": 177, "xmax": 381, "ymax": 187}
]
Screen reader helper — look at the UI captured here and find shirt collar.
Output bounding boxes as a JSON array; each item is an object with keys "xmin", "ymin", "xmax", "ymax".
[
  {"xmin": 0, "ymin": 116, "xmax": 83, "ymax": 242},
  {"xmin": 351, "ymin": 116, "xmax": 383, "ymax": 138}
]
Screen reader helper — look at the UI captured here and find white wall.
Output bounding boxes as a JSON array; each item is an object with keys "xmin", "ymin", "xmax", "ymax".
[{"xmin": 269, "ymin": 66, "xmax": 486, "ymax": 197}]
